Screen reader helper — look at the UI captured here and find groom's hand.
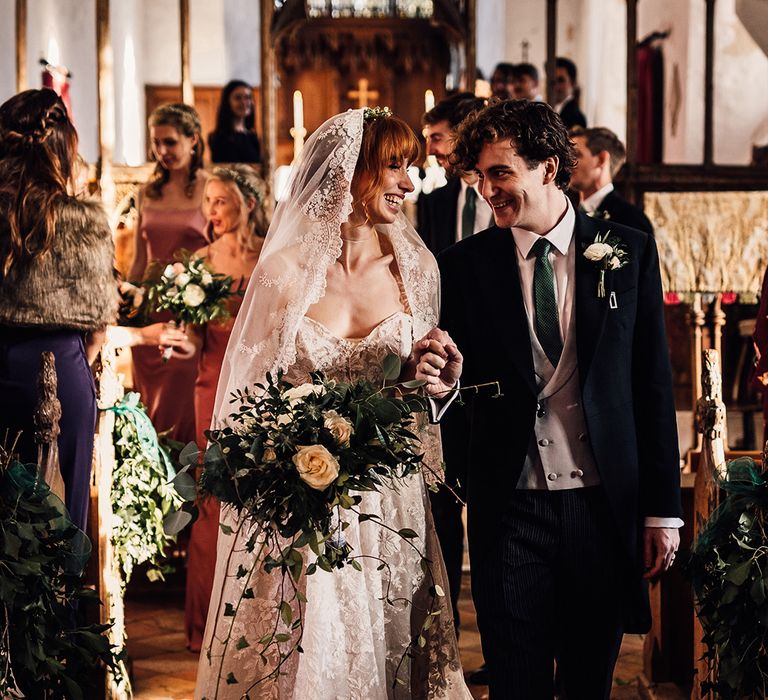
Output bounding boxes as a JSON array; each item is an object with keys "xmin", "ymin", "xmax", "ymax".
[
  {"xmin": 413, "ymin": 328, "xmax": 463, "ymax": 397},
  {"xmin": 643, "ymin": 527, "xmax": 680, "ymax": 579}
]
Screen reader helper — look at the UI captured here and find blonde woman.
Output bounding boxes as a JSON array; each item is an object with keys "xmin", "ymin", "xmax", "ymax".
[
  {"xmin": 129, "ymin": 103, "xmax": 209, "ymax": 443},
  {"xmin": 185, "ymin": 165, "xmax": 268, "ymax": 652}
]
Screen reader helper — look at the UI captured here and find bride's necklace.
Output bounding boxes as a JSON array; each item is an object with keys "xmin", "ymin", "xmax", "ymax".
[{"xmin": 340, "ymin": 235, "xmax": 373, "ymax": 243}]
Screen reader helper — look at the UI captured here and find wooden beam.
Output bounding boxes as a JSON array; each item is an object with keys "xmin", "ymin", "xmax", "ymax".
[
  {"xmin": 180, "ymin": 0, "xmax": 194, "ymax": 105},
  {"xmin": 625, "ymin": 0, "xmax": 639, "ymax": 171},
  {"xmin": 15, "ymin": 0, "xmax": 27, "ymax": 93},
  {"xmin": 260, "ymin": 0, "xmax": 277, "ymax": 187},
  {"xmin": 96, "ymin": 0, "xmax": 116, "ymax": 209},
  {"xmin": 703, "ymin": 0, "xmax": 716, "ymax": 165},
  {"xmin": 465, "ymin": 0, "xmax": 476, "ymax": 92},
  {"xmin": 545, "ymin": 0, "xmax": 557, "ymax": 104}
]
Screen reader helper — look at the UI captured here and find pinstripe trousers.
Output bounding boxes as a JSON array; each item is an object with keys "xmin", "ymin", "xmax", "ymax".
[{"xmin": 470, "ymin": 486, "xmax": 627, "ymax": 700}]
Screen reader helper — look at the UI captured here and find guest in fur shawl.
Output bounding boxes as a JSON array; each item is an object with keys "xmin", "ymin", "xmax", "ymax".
[{"xmin": 0, "ymin": 88, "xmax": 119, "ymax": 532}]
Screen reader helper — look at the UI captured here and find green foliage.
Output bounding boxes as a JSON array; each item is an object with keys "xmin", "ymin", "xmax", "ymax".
[
  {"xmin": 687, "ymin": 457, "xmax": 768, "ymax": 699},
  {"xmin": 167, "ymin": 355, "xmax": 443, "ymax": 693},
  {"xmin": 109, "ymin": 392, "xmax": 183, "ymax": 584},
  {"xmin": 145, "ymin": 250, "xmax": 242, "ymax": 327},
  {"xmin": 0, "ymin": 454, "xmax": 122, "ymax": 697}
]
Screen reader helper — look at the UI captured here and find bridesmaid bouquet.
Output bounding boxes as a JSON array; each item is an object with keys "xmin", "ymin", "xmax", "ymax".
[
  {"xmin": 166, "ymin": 355, "xmax": 447, "ymax": 689},
  {"xmin": 146, "ymin": 252, "xmax": 240, "ymax": 327}
]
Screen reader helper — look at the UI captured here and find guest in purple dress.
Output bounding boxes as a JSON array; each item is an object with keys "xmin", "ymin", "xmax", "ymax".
[
  {"xmin": 129, "ymin": 103, "xmax": 209, "ymax": 444},
  {"xmin": 0, "ymin": 88, "xmax": 119, "ymax": 532}
]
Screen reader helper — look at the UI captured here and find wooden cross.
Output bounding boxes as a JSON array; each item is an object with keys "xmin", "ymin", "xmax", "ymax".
[{"xmin": 347, "ymin": 78, "xmax": 380, "ymax": 108}]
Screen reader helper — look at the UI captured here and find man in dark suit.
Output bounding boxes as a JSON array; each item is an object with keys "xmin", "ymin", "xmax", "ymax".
[
  {"xmin": 417, "ymin": 92, "xmax": 487, "ymax": 644},
  {"xmin": 570, "ymin": 125, "xmax": 655, "ymax": 235},
  {"xmin": 552, "ymin": 57, "xmax": 587, "ymax": 129},
  {"xmin": 417, "ymin": 99, "xmax": 682, "ymax": 699}
]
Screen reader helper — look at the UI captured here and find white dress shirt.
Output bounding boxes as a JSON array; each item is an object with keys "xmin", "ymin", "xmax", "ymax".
[
  {"xmin": 510, "ymin": 196, "xmax": 682, "ymax": 529},
  {"xmin": 455, "ymin": 179, "xmax": 493, "ymax": 242},
  {"xmin": 580, "ymin": 182, "xmax": 614, "ymax": 214}
]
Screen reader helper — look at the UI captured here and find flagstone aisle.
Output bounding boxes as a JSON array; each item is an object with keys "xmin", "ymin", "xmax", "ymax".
[{"xmin": 124, "ymin": 573, "xmax": 680, "ymax": 700}]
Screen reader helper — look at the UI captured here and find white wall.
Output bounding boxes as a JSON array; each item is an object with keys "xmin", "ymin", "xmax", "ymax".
[{"xmin": 0, "ymin": 0, "xmax": 15, "ymax": 103}]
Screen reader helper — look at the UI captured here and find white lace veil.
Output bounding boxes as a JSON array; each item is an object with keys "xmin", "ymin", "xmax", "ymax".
[{"xmin": 212, "ymin": 108, "xmax": 440, "ymax": 420}]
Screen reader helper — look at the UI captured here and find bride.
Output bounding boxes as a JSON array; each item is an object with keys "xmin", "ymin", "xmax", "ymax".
[{"xmin": 195, "ymin": 107, "xmax": 468, "ymax": 699}]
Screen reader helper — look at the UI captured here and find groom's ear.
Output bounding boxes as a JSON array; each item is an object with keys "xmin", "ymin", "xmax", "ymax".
[{"xmin": 541, "ymin": 155, "xmax": 559, "ymax": 186}]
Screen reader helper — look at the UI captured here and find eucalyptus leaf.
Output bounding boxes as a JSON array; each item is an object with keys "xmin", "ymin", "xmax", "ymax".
[
  {"xmin": 163, "ymin": 509, "xmax": 193, "ymax": 535},
  {"xmin": 382, "ymin": 354, "xmax": 402, "ymax": 381},
  {"xmin": 172, "ymin": 470, "xmax": 198, "ymax": 501},
  {"xmin": 179, "ymin": 441, "xmax": 201, "ymax": 467}
]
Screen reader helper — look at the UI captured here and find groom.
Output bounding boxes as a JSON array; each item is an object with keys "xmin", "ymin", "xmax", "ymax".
[{"xmin": 415, "ymin": 99, "xmax": 682, "ymax": 699}]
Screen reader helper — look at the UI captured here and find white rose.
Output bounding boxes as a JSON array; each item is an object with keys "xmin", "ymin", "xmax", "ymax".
[
  {"xmin": 283, "ymin": 383, "xmax": 325, "ymax": 405},
  {"xmin": 182, "ymin": 283, "xmax": 206, "ymax": 307},
  {"xmin": 163, "ymin": 264, "xmax": 176, "ymax": 279},
  {"xmin": 610, "ymin": 256, "xmax": 622, "ymax": 270},
  {"xmin": 323, "ymin": 410, "xmax": 353, "ymax": 446},
  {"xmin": 292, "ymin": 445, "xmax": 339, "ymax": 490},
  {"xmin": 201, "ymin": 271, "xmax": 213, "ymax": 287},
  {"xmin": 175, "ymin": 272, "xmax": 191, "ymax": 287},
  {"xmin": 172, "ymin": 262, "xmax": 186, "ymax": 275},
  {"xmin": 584, "ymin": 242, "xmax": 613, "ymax": 261}
]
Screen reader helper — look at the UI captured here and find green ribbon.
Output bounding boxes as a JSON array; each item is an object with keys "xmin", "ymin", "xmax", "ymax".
[{"xmin": 105, "ymin": 392, "xmax": 176, "ymax": 481}]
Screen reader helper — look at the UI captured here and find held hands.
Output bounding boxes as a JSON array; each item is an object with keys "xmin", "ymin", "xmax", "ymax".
[
  {"xmin": 643, "ymin": 527, "xmax": 680, "ymax": 579},
  {"xmin": 139, "ymin": 322, "xmax": 196, "ymax": 359},
  {"xmin": 412, "ymin": 327, "xmax": 463, "ymax": 397}
]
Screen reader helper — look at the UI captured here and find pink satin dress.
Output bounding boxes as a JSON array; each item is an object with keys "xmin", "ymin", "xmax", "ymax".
[{"xmin": 130, "ymin": 206, "xmax": 209, "ymax": 444}]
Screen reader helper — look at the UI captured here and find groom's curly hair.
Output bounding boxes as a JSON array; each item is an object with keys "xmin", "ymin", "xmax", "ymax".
[{"xmin": 450, "ymin": 99, "xmax": 577, "ymax": 190}]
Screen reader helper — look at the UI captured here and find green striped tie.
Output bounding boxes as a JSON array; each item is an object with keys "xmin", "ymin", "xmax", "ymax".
[
  {"xmin": 531, "ymin": 238, "xmax": 562, "ymax": 366},
  {"xmin": 461, "ymin": 187, "xmax": 477, "ymax": 239}
]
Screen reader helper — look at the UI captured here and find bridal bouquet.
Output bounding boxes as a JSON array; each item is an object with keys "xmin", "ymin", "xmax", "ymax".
[
  {"xmin": 146, "ymin": 252, "xmax": 240, "ymax": 327},
  {"xmin": 166, "ymin": 356, "xmax": 446, "ymax": 687}
]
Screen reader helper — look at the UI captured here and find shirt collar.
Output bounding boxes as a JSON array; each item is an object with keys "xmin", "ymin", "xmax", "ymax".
[
  {"xmin": 460, "ymin": 177, "xmax": 481, "ymax": 196},
  {"xmin": 511, "ymin": 196, "xmax": 575, "ymax": 258},
  {"xmin": 581, "ymin": 182, "xmax": 614, "ymax": 213}
]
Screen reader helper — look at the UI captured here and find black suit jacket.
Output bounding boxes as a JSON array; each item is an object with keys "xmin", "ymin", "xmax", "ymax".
[
  {"xmin": 437, "ymin": 212, "xmax": 682, "ymax": 623},
  {"xmin": 597, "ymin": 190, "xmax": 654, "ymax": 236},
  {"xmin": 417, "ymin": 178, "xmax": 461, "ymax": 256},
  {"xmin": 559, "ymin": 99, "xmax": 587, "ymax": 129}
]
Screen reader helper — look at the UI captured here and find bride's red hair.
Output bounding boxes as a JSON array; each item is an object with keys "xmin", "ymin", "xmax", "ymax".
[{"xmin": 353, "ymin": 113, "xmax": 420, "ymax": 212}]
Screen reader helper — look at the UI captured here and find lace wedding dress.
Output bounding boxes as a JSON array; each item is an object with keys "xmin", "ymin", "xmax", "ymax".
[{"xmin": 194, "ymin": 311, "xmax": 470, "ymax": 699}]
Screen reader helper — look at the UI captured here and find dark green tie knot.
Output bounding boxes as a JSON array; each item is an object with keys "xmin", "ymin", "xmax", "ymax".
[{"xmin": 531, "ymin": 237, "xmax": 552, "ymax": 260}]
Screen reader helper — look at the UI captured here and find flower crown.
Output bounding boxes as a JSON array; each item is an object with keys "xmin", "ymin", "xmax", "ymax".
[
  {"xmin": 363, "ymin": 106, "xmax": 392, "ymax": 122},
  {"xmin": 213, "ymin": 167, "xmax": 263, "ymax": 203}
]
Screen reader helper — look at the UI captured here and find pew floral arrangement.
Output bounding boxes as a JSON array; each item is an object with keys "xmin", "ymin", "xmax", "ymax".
[
  {"xmin": 146, "ymin": 251, "xmax": 242, "ymax": 327},
  {"xmin": 165, "ymin": 355, "xmax": 449, "ymax": 692}
]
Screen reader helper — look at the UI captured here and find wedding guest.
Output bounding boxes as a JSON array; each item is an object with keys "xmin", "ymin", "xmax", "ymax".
[
  {"xmin": 129, "ymin": 103, "xmax": 209, "ymax": 444},
  {"xmin": 185, "ymin": 165, "xmax": 268, "ymax": 652},
  {"xmin": 512, "ymin": 63, "xmax": 543, "ymax": 102},
  {"xmin": 552, "ymin": 57, "xmax": 587, "ymax": 128},
  {"xmin": 570, "ymin": 126, "xmax": 654, "ymax": 235},
  {"xmin": 0, "ymin": 88, "xmax": 119, "ymax": 531},
  {"xmin": 432, "ymin": 99, "xmax": 682, "ymax": 699},
  {"xmin": 418, "ymin": 92, "xmax": 487, "ymax": 643},
  {"xmin": 208, "ymin": 80, "xmax": 262, "ymax": 164},
  {"xmin": 490, "ymin": 62, "xmax": 516, "ymax": 100}
]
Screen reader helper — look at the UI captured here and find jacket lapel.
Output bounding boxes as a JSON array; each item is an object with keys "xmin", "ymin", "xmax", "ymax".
[
  {"xmin": 574, "ymin": 211, "xmax": 611, "ymax": 386},
  {"xmin": 474, "ymin": 228, "xmax": 537, "ymax": 395}
]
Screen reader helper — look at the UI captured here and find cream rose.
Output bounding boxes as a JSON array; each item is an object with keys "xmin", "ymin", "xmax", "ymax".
[
  {"xmin": 263, "ymin": 447, "xmax": 277, "ymax": 463},
  {"xmin": 201, "ymin": 270, "xmax": 213, "ymax": 287},
  {"xmin": 172, "ymin": 262, "xmax": 186, "ymax": 275},
  {"xmin": 175, "ymin": 272, "xmax": 191, "ymax": 287},
  {"xmin": 584, "ymin": 242, "xmax": 613, "ymax": 261},
  {"xmin": 163, "ymin": 264, "xmax": 176, "ymax": 279},
  {"xmin": 182, "ymin": 283, "xmax": 206, "ymax": 307},
  {"xmin": 323, "ymin": 410, "xmax": 353, "ymax": 446},
  {"xmin": 292, "ymin": 445, "xmax": 339, "ymax": 490},
  {"xmin": 610, "ymin": 256, "xmax": 622, "ymax": 270},
  {"xmin": 283, "ymin": 383, "xmax": 325, "ymax": 405}
]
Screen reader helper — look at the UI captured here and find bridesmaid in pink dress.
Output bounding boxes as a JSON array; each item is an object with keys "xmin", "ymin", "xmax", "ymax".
[
  {"xmin": 129, "ymin": 103, "xmax": 209, "ymax": 444},
  {"xmin": 185, "ymin": 165, "xmax": 268, "ymax": 651}
]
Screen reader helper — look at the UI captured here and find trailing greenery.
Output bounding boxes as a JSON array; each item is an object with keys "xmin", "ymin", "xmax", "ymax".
[
  {"xmin": 0, "ymin": 448, "xmax": 122, "ymax": 698},
  {"xmin": 109, "ymin": 392, "xmax": 183, "ymax": 584},
  {"xmin": 687, "ymin": 456, "xmax": 768, "ymax": 699}
]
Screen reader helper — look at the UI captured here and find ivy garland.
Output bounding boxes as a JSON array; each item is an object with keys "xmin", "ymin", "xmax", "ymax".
[
  {"xmin": 687, "ymin": 456, "xmax": 768, "ymax": 699},
  {"xmin": 108, "ymin": 392, "xmax": 183, "ymax": 585},
  {"xmin": 0, "ymin": 448, "xmax": 122, "ymax": 698}
]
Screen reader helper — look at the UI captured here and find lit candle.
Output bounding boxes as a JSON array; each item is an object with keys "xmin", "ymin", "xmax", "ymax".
[
  {"xmin": 293, "ymin": 90, "xmax": 304, "ymax": 132},
  {"xmin": 424, "ymin": 89, "xmax": 435, "ymax": 112}
]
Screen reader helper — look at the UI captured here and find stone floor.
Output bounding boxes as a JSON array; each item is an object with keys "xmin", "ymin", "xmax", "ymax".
[{"xmin": 124, "ymin": 573, "xmax": 667, "ymax": 700}]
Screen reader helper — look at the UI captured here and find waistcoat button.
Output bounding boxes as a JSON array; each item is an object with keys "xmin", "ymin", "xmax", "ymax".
[
  {"xmin": 538, "ymin": 438, "xmax": 550, "ymax": 447},
  {"xmin": 547, "ymin": 472, "xmax": 558, "ymax": 481},
  {"xmin": 578, "ymin": 433, "xmax": 588, "ymax": 442},
  {"xmin": 571, "ymin": 469, "xmax": 585, "ymax": 478}
]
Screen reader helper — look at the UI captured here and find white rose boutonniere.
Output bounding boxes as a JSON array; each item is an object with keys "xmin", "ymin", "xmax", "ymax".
[{"xmin": 583, "ymin": 230, "xmax": 629, "ymax": 298}]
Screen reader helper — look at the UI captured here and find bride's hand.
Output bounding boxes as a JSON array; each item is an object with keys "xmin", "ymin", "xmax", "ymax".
[{"xmin": 413, "ymin": 328, "xmax": 463, "ymax": 397}]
